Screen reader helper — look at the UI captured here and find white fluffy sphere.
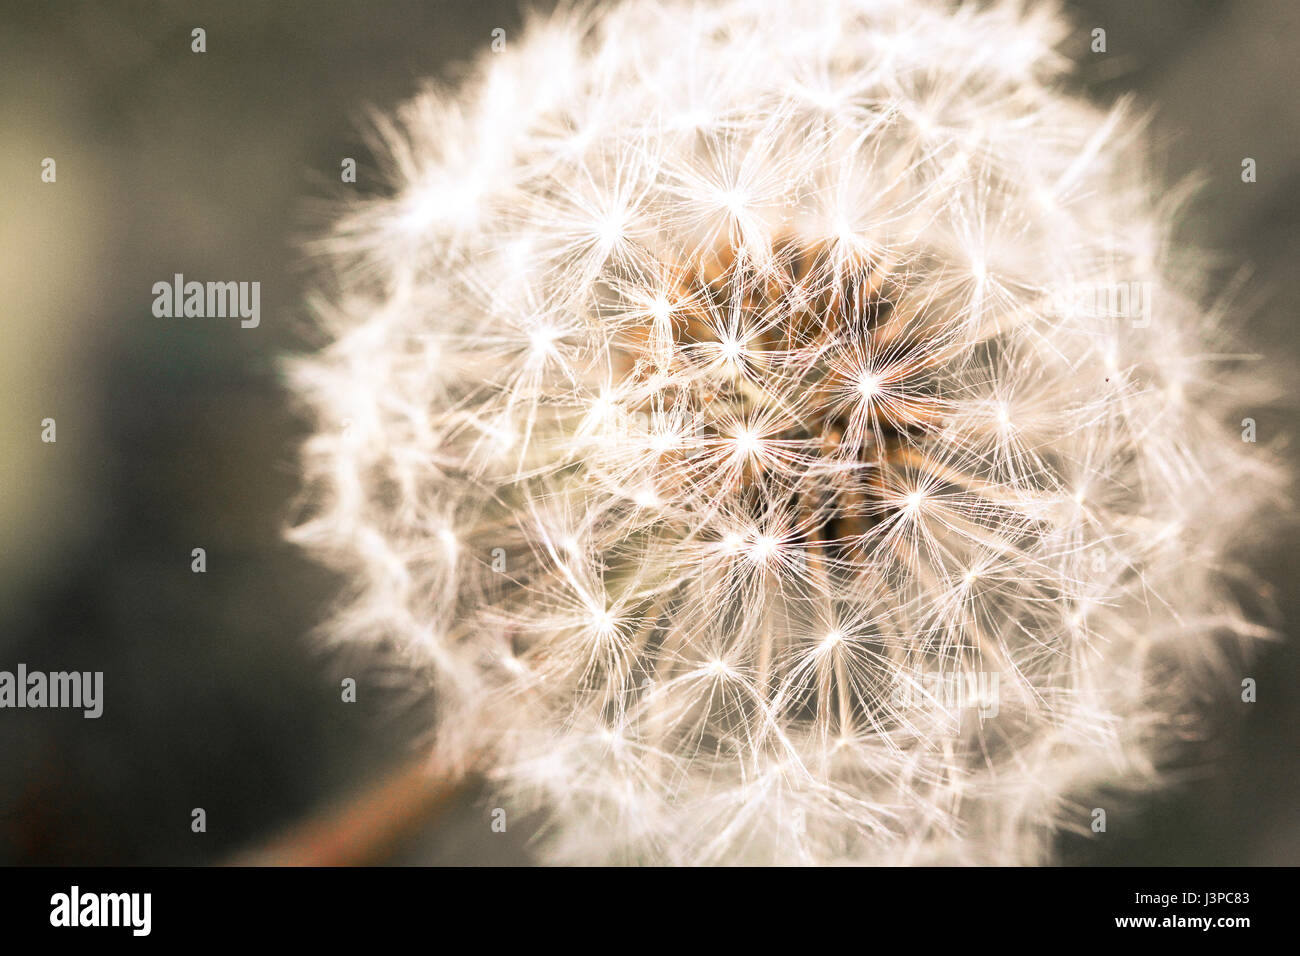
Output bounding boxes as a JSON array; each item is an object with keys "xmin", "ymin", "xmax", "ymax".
[{"xmin": 289, "ymin": 0, "xmax": 1281, "ymax": 864}]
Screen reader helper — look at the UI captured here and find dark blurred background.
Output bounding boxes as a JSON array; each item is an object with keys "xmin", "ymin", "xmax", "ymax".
[{"xmin": 1, "ymin": 0, "xmax": 1295, "ymax": 865}]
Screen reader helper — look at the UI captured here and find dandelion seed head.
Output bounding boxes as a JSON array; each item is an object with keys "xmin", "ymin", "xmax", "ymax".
[{"xmin": 289, "ymin": 0, "xmax": 1285, "ymax": 864}]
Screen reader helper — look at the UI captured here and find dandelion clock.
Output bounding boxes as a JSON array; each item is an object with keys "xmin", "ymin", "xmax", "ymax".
[{"xmin": 286, "ymin": 0, "xmax": 1284, "ymax": 865}]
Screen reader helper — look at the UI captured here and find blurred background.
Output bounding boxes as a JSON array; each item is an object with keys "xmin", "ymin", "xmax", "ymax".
[{"xmin": 1, "ymin": 0, "xmax": 1295, "ymax": 865}]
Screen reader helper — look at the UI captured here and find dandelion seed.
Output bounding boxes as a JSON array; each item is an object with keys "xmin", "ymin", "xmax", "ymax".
[
  {"xmin": 748, "ymin": 534, "xmax": 779, "ymax": 565},
  {"xmin": 856, "ymin": 370, "xmax": 883, "ymax": 401}
]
